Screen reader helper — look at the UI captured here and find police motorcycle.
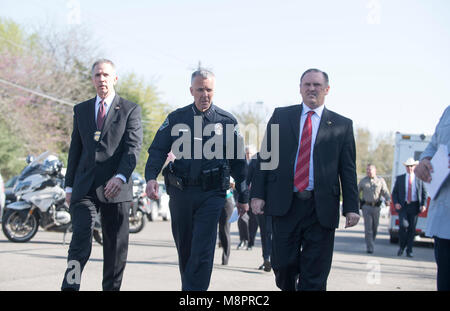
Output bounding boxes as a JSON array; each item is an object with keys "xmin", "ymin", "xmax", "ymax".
[{"xmin": 1, "ymin": 152, "xmax": 103, "ymax": 244}]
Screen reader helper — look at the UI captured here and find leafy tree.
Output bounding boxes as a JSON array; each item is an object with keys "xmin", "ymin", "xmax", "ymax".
[
  {"xmin": 0, "ymin": 118, "xmax": 26, "ymax": 179},
  {"xmin": 116, "ymin": 73, "xmax": 169, "ymax": 175}
]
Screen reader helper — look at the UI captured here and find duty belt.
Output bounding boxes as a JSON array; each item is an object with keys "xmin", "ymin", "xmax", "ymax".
[
  {"xmin": 365, "ymin": 201, "xmax": 379, "ymax": 207},
  {"xmin": 184, "ymin": 178, "xmax": 202, "ymax": 187},
  {"xmin": 294, "ymin": 190, "xmax": 314, "ymax": 200}
]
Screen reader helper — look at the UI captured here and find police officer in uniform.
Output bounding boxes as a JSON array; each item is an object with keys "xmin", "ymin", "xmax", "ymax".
[
  {"xmin": 145, "ymin": 69, "xmax": 249, "ymax": 291},
  {"xmin": 358, "ymin": 164, "xmax": 391, "ymax": 254}
]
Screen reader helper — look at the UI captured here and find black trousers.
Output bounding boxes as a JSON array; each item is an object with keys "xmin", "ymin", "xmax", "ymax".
[
  {"xmin": 271, "ymin": 195, "xmax": 335, "ymax": 291},
  {"xmin": 247, "ymin": 208, "xmax": 259, "ymax": 248},
  {"xmin": 61, "ymin": 192, "xmax": 130, "ymax": 291},
  {"xmin": 256, "ymin": 214, "xmax": 272, "ymax": 261},
  {"xmin": 398, "ymin": 202, "xmax": 419, "ymax": 253},
  {"xmin": 434, "ymin": 237, "xmax": 450, "ymax": 291},
  {"xmin": 218, "ymin": 196, "xmax": 234, "ymax": 265},
  {"xmin": 168, "ymin": 185, "xmax": 225, "ymax": 291}
]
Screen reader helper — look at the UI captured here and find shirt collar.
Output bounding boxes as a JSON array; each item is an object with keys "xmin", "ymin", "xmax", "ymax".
[
  {"xmin": 96, "ymin": 91, "xmax": 116, "ymax": 108},
  {"xmin": 192, "ymin": 102, "xmax": 215, "ymax": 122},
  {"xmin": 301, "ymin": 103, "xmax": 325, "ymax": 118}
]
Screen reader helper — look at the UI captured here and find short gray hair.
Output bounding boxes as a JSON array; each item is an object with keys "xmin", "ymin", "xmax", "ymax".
[
  {"xmin": 191, "ymin": 68, "xmax": 215, "ymax": 84},
  {"xmin": 300, "ymin": 68, "xmax": 329, "ymax": 86},
  {"xmin": 91, "ymin": 59, "xmax": 116, "ymax": 76}
]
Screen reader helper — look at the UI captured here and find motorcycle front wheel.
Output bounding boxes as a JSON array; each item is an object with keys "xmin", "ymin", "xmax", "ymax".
[
  {"xmin": 2, "ymin": 209, "xmax": 39, "ymax": 243},
  {"xmin": 129, "ymin": 210, "xmax": 146, "ymax": 234}
]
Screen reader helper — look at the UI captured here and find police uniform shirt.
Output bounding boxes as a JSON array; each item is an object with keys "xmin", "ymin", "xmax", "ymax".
[
  {"xmin": 145, "ymin": 103, "xmax": 248, "ymax": 203},
  {"xmin": 358, "ymin": 175, "xmax": 390, "ymax": 204}
]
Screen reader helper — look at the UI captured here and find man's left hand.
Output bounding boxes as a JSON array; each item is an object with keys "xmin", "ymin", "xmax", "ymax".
[
  {"xmin": 104, "ymin": 177, "xmax": 124, "ymax": 199},
  {"xmin": 236, "ymin": 203, "xmax": 249, "ymax": 216},
  {"xmin": 345, "ymin": 212, "xmax": 360, "ymax": 228}
]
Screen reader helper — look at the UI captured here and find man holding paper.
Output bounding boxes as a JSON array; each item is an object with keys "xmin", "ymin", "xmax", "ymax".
[{"xmin": 415, "ymin": 105, "xmax": 450, "ymax": 291}]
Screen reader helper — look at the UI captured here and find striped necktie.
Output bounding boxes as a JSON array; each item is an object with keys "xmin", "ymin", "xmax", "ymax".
[{"xmin": 294, "ymin": 111, "xmax": 314, "ymax": 192}]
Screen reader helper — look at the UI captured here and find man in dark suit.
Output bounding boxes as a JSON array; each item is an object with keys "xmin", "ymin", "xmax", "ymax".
[
  {"xmin": 61, "ymin": 59, "xmax": 143, "ymax": 291},
  {"xmin": 251, "ymin": 68, "xmax": 360, "ymax": 291},
  {"xmin": 392, "ymin": 157, "xmax": 428, "ymax": 258}
]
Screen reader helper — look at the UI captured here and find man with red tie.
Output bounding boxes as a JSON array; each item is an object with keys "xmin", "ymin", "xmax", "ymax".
[
  {"xmin": 251, "ymin": 69, "xmax": 360, "ymax": 291},
  {"xmin": 392, "ymin": 158, "xmax": 428, "ymax": 258}
]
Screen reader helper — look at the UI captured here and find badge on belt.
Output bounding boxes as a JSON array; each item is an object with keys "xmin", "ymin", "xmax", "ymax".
[{"xmin": 94, "ymin": 131, "xmax": 101, "ymax": 142}]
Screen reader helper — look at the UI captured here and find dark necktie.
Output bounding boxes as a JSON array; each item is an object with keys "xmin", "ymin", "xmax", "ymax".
[
  {"xmin": 97, "ymin": 99, "xmax": 106, "ymax": 130},
  {"xmin": 294, "ymin": 111, "xmax": 314, "ymax": 192}
]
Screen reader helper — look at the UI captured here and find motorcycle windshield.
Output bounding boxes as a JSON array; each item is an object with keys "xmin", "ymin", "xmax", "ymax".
[{"xmin": 17, "ymin": 151, "xmax": 56, "ymax": 181}]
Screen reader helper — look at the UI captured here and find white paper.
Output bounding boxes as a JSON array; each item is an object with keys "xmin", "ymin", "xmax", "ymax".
[
  {"xmin": 425, "ymin": 144, "xmax": 450, "ymax": 200},
  {"xmin": 229, "ymin": 207, "xmax": 239, "ymax": 223}
]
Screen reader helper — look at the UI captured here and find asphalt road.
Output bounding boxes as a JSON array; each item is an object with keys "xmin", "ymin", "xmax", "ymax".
[{"xmin": 0, "ymin": 214, "xmax": 437, "ymax": 291}]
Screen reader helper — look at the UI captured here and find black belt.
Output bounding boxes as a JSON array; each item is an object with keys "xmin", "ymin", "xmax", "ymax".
[
  {"xmin": 294, "ymin": 190, "xmax": 314, "ymax": 200},
  {"xmin": 184, "ymin": 178, "xmax": 202, "ymax": 187},
  {"xmin": 406, "ymin": 201, "xmax": 419, "ymax": 205},
  {"xmin": 364, "ymin": 202, "xmax": 379, "ymax": 207}
]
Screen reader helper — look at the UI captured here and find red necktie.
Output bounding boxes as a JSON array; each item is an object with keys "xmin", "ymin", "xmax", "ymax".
[
  {"xmin": 97, "ymin": 99, "xmax": 106, "ymax": 130},
  {"xmin": 407, "ymin": 174, "xmax": 412, "ymax": 204},
  {"xmin": 294, "ymin": 111, "xmax": 314, "ymax": 192}
]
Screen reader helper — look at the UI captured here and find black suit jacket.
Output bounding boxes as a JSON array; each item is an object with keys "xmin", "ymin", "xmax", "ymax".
[
  {"xmin": 392, "ymin": 174, "xmax": 428, "ymax": 211},
  {"xmin": 251, "ymin": 104, "xmax": 359, "ymax": 229},
  {"xmin": 65, "ymin": 95, "xmax": 143, "ymax": 203}
]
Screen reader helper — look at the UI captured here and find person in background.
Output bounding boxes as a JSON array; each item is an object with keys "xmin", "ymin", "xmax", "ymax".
[
  {"xmin": 218, "ymin": 179, "xmax": 235, "ymax": 265},
  {"xmin": 415, "ymin": 105, "xmax": 450, "ymax": 291},
  {"xmin": 248, "ymin": 153, "xmax": 272, "ymax": 272},
  {"xmin": 392, "ymin": 158, "xmax": 428, "ymax": 258},
  {"xmin": 358, "ymin": 164, "xmax": 391, "ymax": 254}
]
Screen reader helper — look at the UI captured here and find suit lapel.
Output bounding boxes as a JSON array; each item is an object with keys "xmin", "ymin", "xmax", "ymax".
[
  {"xmin": 100, "ymin": 94, "xmax": 120, "ymax": 139},
  {"xmin": 314, "ymin": 107, "xmax": 331, "ymax": 150},
  {"xmin": 86, "ymin": 98, "xmax": 97, "ymax": 137},
  {"xmin": 289, "ymin": 104, "xmax": 302, "ymax": 144}
]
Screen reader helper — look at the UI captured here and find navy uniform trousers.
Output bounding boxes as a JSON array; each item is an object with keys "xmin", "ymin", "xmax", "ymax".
[
  {"xmin": 168, "ymin": 185, "xmax": 226, "ymax": 291},
  {"xmin": 61, "ymin": 189, "xmax": 130, "ymax": 291}
]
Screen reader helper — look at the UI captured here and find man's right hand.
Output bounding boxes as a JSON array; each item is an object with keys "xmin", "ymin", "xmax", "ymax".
[
  {"xmin": 65, "ymin": 193, "xmax": 71, "ymax": 206},
  {"xmin": 251, "ymin": 198, "xmax": 265, "ymax": 215},
  {"xmin": 146, "ymin": 180, "xmax": 159, "ymax": 200},
  {"xmin": 395, "ymin": 203, "xmax": 402, "ymax": 210},
  {"xmin": 414, "ymin": 158, "xmax": 433, "ymax": 182}
]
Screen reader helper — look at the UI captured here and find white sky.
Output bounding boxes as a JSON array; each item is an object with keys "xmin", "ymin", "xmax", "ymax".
[{"xmin": 1, "ymin": 0, "xmax": 449, "ymax": 137}]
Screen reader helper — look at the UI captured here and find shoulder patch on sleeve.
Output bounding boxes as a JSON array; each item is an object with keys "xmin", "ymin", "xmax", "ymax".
[{"xmin": 159, "ymin": 117, "xmax": 169, "ymax": 131}]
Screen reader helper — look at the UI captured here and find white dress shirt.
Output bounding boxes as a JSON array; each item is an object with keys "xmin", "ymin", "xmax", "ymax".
[
  {"xmin": 293, "ymin": 103, "xmax": 324, "ymax": 192},
  {"xmin": 405, "ymin": 172, "xmax": 417, "ymax": 202},
  {"xmin": 94, "ymin": 92, "xmax": 115, "ymax": 123}
]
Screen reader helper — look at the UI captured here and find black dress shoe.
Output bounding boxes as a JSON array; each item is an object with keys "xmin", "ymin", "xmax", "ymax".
[
  {"xmin": 263, "ymin": 260, "xmax": 272, "ymax": 272},
  {"xmin": 406, "ymin": 252, "xmax": 413, "ymax": 258},
  {"xmin": 397, "ymin": 248, "xmax": 404, "ymax": 256},
  {"xmin": 237, "ymin": 240, "xmax": 247, "ymax": 250}
]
